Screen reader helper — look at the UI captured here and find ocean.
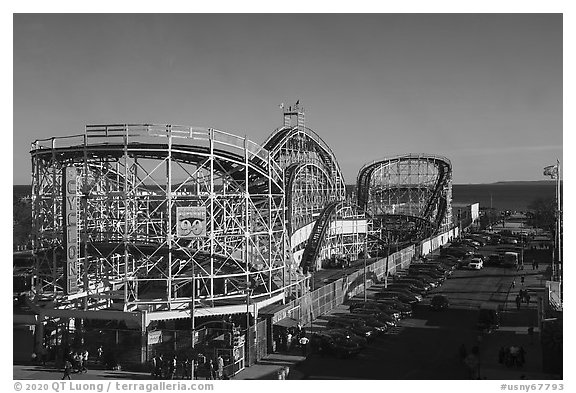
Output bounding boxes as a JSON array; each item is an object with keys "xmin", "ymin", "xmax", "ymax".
[{"xmin": 452, "ymin": 182, "xmax": 558, "ymax": 212}]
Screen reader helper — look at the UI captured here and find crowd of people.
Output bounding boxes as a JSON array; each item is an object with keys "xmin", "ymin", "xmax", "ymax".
[
  {"xmin": 274, "ymin": 324, "xmax": 308, "ymax": 354},
  {"xmin": 515, "ymin": 289, "xmax": 532, "ymax": 310},
  {"xmin": 150, "ymin": 353, "xmax": 227, "ymax": 380},
  {"xmin": 499, "ymin": 345, "xmax": 527, "ymax": 368}
]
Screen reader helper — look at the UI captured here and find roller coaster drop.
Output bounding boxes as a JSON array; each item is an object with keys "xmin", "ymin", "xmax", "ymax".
[{"xmin": 30, "ymin": 104, "xmax": 452, "ymax": 318}]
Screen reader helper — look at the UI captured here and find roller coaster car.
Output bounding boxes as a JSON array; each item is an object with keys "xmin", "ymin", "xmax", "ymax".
[{"xmin": 325, "ymin": 255, "xmax": 351, "ymax": 269}]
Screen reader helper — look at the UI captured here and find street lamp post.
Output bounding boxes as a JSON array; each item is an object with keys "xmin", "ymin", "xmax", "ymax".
[{"xmin": 363, "ymin": 235, "xmax": 367, "ymax": 303}]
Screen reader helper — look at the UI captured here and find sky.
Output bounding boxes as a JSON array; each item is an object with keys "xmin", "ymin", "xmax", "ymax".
[{"xmin": 13, "ymin": 13, "xmax": 563, "ymax": 184}]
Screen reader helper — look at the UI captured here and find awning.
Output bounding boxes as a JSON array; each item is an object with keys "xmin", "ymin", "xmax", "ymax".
[{"xmin": 274, "ymin": 317, "xmax": 299, "ymax": 328}]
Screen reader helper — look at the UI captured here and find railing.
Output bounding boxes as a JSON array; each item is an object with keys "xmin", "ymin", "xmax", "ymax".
[
  {"xmin": 31, "ymin": 124, "xmax": 283, "ymax": 184},
  {"xmin": 358, "ymin": 153, "xmax": 452, "ymax": 174}
]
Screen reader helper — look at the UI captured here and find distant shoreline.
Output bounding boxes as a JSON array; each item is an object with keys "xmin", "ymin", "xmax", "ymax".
[{"xmin": 15, "ymin": 181, "xmax": 556, "ymax": 212}]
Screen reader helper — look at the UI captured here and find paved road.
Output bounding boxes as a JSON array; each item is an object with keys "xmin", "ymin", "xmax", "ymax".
[
  {"xmin": 292, "ymin": 259, "xmax": 554, "ymax": 380},
  {"xmin": 428, "ymin": 265, "xmax": 517, "ymax": 309}
]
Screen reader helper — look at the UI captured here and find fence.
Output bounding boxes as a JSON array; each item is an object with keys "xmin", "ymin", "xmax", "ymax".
[
  {"xmin": 268, "ymin": 244, "xmax": 417, "ymax": 327},
  {"xmin": 246, "ymin": 320, "xmax": 267, "ymax": 366}
]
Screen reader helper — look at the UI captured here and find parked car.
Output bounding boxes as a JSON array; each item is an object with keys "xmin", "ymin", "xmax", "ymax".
[
  {"xmin": 477, "ymin": 304, "xmax": 501, "ymax": 332},
  {"xmin": 485, "ymin": 254, "xmax": 503, "ymax": 266},
  {"xmin": 466, "ymin": 235, "xmax": 487, "ymax": 247},
  {"xmin": 377, "ymin": 288, "xmax": 423, "ymax": 303},
  {"xmin": 406, "ymin": 273, "xmax": 441, "ymax": 288},
  {"xmin": 441, "ymin": 247, "xmax": 469, "ymax": 259},
  {"xmin": 408, "ymin": 267, "xmax": 446, "ymax": 281},
  {"xmin": 467, "ymin": 258, "xmax": 484, "ymax": 270},
  {"xmin": 373, "ymin": 291, "xmax": 418, "ymax": 305},
  {"xmin": 371, "ymin": 298, "xmax": 413, "ymax": 316},
  {"xmin": 415, "ymin": 262, "xmax": 453, "ymax": 276},
  {"xmin": 430, "ymin": 295, "xmax": 449, "ymax": 311},
  {"xmin": 462, "ymin": 239, "xmax": 481, "ymax": 249},
  {"xmin": 325, "ymin": 317, "xmax": 377, "ymax": 340},
  {"xmin": 326, "ymin": 328, "xmax": 369, "ymax": 347},
  {"xmin": 348, "ymin": 302, "xmax": 402, "ymax": 320},
  {"xmin": 387, "ymin": 282, "xmax": 427, "ymax": 296},
  {"xmin": 310, "ymin": 330, "xmax": 364, "ymax": 357},
  {"xmin": 393, "ymin": 278, "xmax": 431, "ymax": 292},
  {"xmin": 333, "ymin": 312, "xmax": 392, "ymax": 332},
  {"xmin": 349, "ymin": 309, "xmax": 398, "ymax": 326}
]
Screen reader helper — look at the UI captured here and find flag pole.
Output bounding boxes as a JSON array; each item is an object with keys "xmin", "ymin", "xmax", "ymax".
[{"xmin": 556, "ymin": 160, "xmax": 561, "ymax": 283}]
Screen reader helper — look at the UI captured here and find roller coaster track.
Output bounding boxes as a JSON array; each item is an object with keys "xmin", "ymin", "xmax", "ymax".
[
  {"xmin": 30, "ymin": 124, "xmax": 287, "ymax": 303},
  {"xmin": 356, "ymin": 154, "xmax": 451, "ymax": 240},
  {"xmin": 283, "ymin": 162, "xmax": 334, "ymax": 235},
  {"xmin": 299, "ymin": 201, "xmax": 343, "ymax": 274},
  {"xmin": 32, "ymin": 143, "xmax": 282, "ymax": 195},
  {"xmin": 263, "ymin": 126, "xmax": 345, "ymax": 190},
  {"xmin": 366, "ymin": 234, "xmax": 412, "ymax": 254}
]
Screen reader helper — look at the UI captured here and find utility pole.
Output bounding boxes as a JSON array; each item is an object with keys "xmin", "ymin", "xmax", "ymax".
[
  {"xmin": 363, "ymin": 235, "xmax": 367, "ymax": 302},
  {"xmin": 246, "ymin": 288, "xmax": 250, "ymax": 366}
]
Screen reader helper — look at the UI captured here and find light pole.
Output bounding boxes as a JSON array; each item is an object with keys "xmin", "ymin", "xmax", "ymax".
[
  {"xmin": 363, "ymin": 235, "xmax": 367, "ymax": 303},
  {"xmin": 245, "ymin": 284, "xmax": 254, "ymax": 367}
]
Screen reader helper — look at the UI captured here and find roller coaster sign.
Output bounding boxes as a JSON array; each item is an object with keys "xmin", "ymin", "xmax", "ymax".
[
  {"xmin": 63, "ymin": 167, "xmax": 79, "ymax": 295},
  {"xmin": 176, "ymin": 206, "xmax": 207, "ymax": 238}
]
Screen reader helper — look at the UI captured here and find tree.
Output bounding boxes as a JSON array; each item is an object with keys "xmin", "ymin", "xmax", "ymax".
[
  {"xmin": 526, "ymin": 197, "xmax": 556, "ymax": 231},
  {"xmin": 479, "ymin": 208, "xmax": 499, "ymax": 230},
  {"xmin": 13, "ymin": 198, "xmax": 32, "ymax": 249}
]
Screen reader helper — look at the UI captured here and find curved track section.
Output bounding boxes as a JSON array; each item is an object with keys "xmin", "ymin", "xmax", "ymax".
[
  {"xmin": 298, "ymin": 201, "xmax": 343, "ymax": 274},
  {"xmin": 30, "ymin": 124, "xmax": 287, "ymax": 311},
  {"xmin": 264, "ymin": 125, "xmax": 345, "ymax": 237},
  {"xmin": 284, "ymin": 162, "xmax": 334, "ymax": 235},
  {"xmin": 357, "ymin": 154, "xmax": 452, "ymax": 244}
]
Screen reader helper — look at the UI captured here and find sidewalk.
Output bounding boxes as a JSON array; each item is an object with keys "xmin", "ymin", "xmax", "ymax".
[
  {"xmin": 479, "ymin": 261, "xmax": 560, "ymax": 380},
  {"xmin": 13, "ymin": 364, "xmax": 151, "ymax": 380},
  {"xmin": 231, "ymin": 353, "xmax": 306, "ymax": 380}
]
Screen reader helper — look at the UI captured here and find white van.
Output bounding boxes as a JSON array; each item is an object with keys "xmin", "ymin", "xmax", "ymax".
[{"xmin": 502, "ymin": 252, "xmax": 519, "ymax": 268}]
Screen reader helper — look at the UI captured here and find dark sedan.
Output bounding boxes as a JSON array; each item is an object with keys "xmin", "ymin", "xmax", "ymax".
[
  {"xmin": 430, "ymin": 295, "xmax": 449, "ymax": 311},
  {"xmin": 310, "ymin": 330, "xmax": 364, "ymax": 358}
]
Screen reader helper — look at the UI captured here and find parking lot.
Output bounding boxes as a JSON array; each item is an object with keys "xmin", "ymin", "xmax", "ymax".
[{"xmin": 291, "ymin": 237, "xmax": 553, "ymax": 380}]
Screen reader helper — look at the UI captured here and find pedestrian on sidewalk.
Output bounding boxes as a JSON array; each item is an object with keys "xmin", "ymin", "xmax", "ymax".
[
  {"xmin": 518, "ymin": 347, "xmax": 526, "ymax": 367},
  {"xmin": 515, "ymin": 295, "xmax": 521, "ymax": 310},
  {"xmin": 181, "ymin": 357, "xmax": 190, "ymax": 380},
  {"xmin": 535, "ymin": 260, "xmax": 539, "ymax": 269},
  {"xmin": 217, "ymin": 355, "xmax": 224, "ymax": 380},
  {"xmin": 62, "ymin": 360, "xmax": 72, "ymax": 380},
  {"xmin": 511, "ymin": 279, "xmax": 516, "ymax": 289},
  {"xmin": 97, "ymin": 346, "xmax": 103, "ymax": 364},
  {"xmin": 521, "ymin": 275, "xmax": 525, "ymax": 285},
  {"xmin": 299, "ymin": 336, "xmax": 310, "ymax": 356},
  {"xmin": 526, "ymin": 293, "xmax": 531, "ymax": 306},
  {"xmin": 532, "ymin": 259, "xmax": 536, "ymax": 270},
  {"xmin": 528, "ymin": 327, "xmax": 535, "ymax": 345}
]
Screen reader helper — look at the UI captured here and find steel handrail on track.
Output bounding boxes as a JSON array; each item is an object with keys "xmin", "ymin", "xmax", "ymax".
[
  {"xmin": 31, "ymin": 123, "xmax": 284, "ymax": 186},
  {"xmin": 356, "ymin": 154, "xmax": 452, "ymax": 241},
  {"xmin": 356, "ymin": 153, "xmax": 451, "ymax": 211}
]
